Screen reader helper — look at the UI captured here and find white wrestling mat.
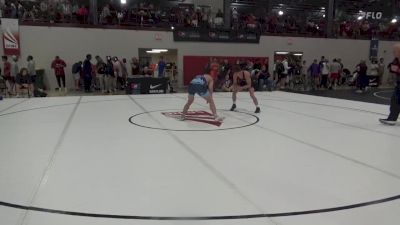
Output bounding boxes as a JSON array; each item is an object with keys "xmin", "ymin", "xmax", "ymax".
[{"xmin": 0, "ymin": 92, "xmax": 399, "ymax": 225}]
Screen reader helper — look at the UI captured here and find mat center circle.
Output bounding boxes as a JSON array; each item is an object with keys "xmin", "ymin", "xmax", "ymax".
[{"xmin": 129, "ymin": 109, "xmax": 259, "ymax": 131}]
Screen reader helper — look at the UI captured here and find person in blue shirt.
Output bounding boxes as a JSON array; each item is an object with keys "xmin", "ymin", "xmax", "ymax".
[
  {"xmin": 158, "ymin": 56, "xmax": 166, "ymax": 77},
  {"xmin": 180, "ymin": 69, "xmax": 223, "ymax": 121}
]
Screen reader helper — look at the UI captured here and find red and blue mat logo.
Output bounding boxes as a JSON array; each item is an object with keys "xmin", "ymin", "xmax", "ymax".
[{"xmin": 162, "ymin": 111, "xmax": 222, "ymax": 127}]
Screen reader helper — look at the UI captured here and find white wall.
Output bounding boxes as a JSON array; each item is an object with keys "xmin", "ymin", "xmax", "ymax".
[{"xmin": 0, "ymin": 25, "xmax": 397, "ymax": 89}]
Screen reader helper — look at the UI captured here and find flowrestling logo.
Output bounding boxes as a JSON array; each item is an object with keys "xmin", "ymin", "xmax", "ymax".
[
  {"xmin": 162, "ymin": 111, "xmax": 222, "ymax": 127},
  {"xmin": 1, "ymin": 18, "xmax": 20, "ymax": 56},
  {"xmin": 3, "ymin": 28, "xmax": 18, "ymax": 49}
]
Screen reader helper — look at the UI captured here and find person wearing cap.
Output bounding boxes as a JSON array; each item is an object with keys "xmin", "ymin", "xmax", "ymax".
[{"xmin": 380, "ymin": 44, "xmax": 400, "ymax": 125}]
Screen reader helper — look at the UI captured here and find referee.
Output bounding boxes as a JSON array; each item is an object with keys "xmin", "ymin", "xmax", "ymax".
[{"xmin": 380, "ymin": 44, "xmax": 400, "ymax": 125}]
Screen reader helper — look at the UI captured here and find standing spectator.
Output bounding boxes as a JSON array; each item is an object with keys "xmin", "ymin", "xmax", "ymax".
[
  {"xmin": 26, "ymin": 55, "xmax": 36, "ymax": 86},
  {"xmin": 11, "ymin": 56, "xmax": 19, "ymax": 93},
  {"xmin": 95, "ymin": 56, "xmax": 105, "ymax": 91},
  {"xmin": 72, "ymin": 61, "xmax": 82, "ymax": 91},
  {"xmin": 378, "ymin": 58, "xmax": 385, "ymax": 86},
  {"xmin": 63, "ymin": 0, "xmax": 72, "ymax": 21},
  {"xmin": 10, "ymin": 2, "xmax": 17, "ymax": 18},
  {"xmin": 157, "ymin": 56, "xmax": 166, "ymax": 77},
  {"xmin": 210, "ymin": 58, "xmax": 220, "ymax": 81},
  {"xmin": 113, "ymin": 57, "xmax": 123, "ymax": 90},
  {"xmin": 329, "ymin": 59, "xmax": 341, "ymax": 89},
  {"xmin": 215, "ymin": 9, "xmax": 223, "ymax": 26},
  {"xmin": 2, "ymin": 56, "xmax": 14, "ymax": 95},
  {"xmin": 308, "ymin": 59, "xmax": 321, "ymax": 90},
  {"xmin": 379, "ymin": 44, "xmax": 400, "ymax": 125},
  {"xmin": 220, "ymin": 59, "xmax": 231, "ymax": 79},
  {"xmin": 104, "ymin": 56, "xmax": 115, "ymax": 93},
  {"xmin": 301, "ymin": 60, "xmax": 308, "ymax": 90},
  {"xmin": 131, "ymin": 57, "xmax": 140, "ymax": 76},
  {"xmin": 320, "ymin": 59, "xmax": 330, "ymax": 89},
  {"xmin": 51, "ymin": 56, "xmax": 67, "ymax": 91},
  {"xmin": 77, "ymin": 5, "xmax": 88, "ymax": 24},
  {"xmin": 356, "ymin": 60, "xmax": 368, "ymax": 93},
  {"xmin": 278, "ymin": 58, "xmax": 289, "ymax": 89},
  {"xmin": 82, "ymin": 54, "xmax": 93, "ymax": 93},
  {"xmin": 101, "ymin": 4, "xmax": 112, "ymax": 24},
  {"xmin": 120, "ymin": 58, "xmax": 128, "ymax": 88}
]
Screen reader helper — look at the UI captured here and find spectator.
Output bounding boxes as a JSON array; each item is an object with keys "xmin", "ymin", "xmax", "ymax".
[
  {"xmin": 104, "ymin": 56, "xmax": 115, "ymax": 93},
  {"xmin": 72, "ymin": 61, "xmax": 82, "ymax": 91},
  {"xmin": 378, "ymin": 58, "xmax": 385, "ymax": 86},
  {"xmin": 40, "ymin": 1, "xmax": 48, "ymax": 16},
  {"xmin": 101, "ymin": 4, "xmax": 112, "ymax": 24},
  {"xmin": 221, "ymin": 74, "xmax": 233, "ymax": 92},
  {"xmin": 95, "ymin": 56, "xmax": 106, "ymax": 92},
  {"xmin": 121, "ymin": 58, "xmax": 128, "ymax": 79},
  {"xmin": 11, "ymin": 56, "xmax": 19, "ymax": 92},
  {"xmin": 330, "ymin": 59, "xmax": 341, "ymax": 89},
  {"xmin": 308, "ymin": 59, "xmax": 321, "ymax": 90},
  {"xmin": 83, "ymin": 54, "xmax": 93, "ymax": 93},
  {"xmin": 257, "ymin": 64, "xmax": 273, "ymax": 91},
  {"xmin": 15, "ymin": 68, "xmax": 33, "ymax": 97},
  {"xmin": 301, "ymin": 60, "xmax": 308, "ymax": 90},
  {"xmin": 26, "ymin": 55, "xmax": 36, "ymax": 86},
  {"xmin": 215, "ymin": 9, "xmax": 224, "ymax": 26},
  {"xmin": 369, "ymin": 59, "xmax": 379, "ymax": 78},
  {"xmin": 113, "ymin": 57, "xmax": 123, "ymax": 90},
  {"xmin": 2, "ymin": 56, "xmax": 14, "ymax": 95},
  {"xmin": 320, "ymin": 59, "xmax": 330, "ymax": 89},
  {"xmin": 142, "ymin": 66, "xmax": 153, "ymax": 76},
  {"xmin": 77, "ymin": 5, "xmax": 88, "ymax": 24},
  {"xmin": 63, "ymin": 0, "xmax": 72, "ymax": 21},
  {"xmin": 356, "ymin": 60, "xmax": 368, "ymax": 93},
  {"xmin": 278, "ymin": 58, "xmax": 289, "ymax": 89},
  {"xmin": 379, "ymin": 44, "xmax": 400, "ymax": 125},
  {"xmin": 210, "ymin": 58, "xmax": 220, "ymax": 81},
  {"xmin": 10, "ymin": 2, "xmax": 17, "ymax": 18},
  {"xmin": 51, "ymin": 56, "xmax": 67, "ymax": 91},
  {"xmin": 131, "ymin": 57, "xmax": 140, "ymax": 76},
  {"xmin": 157, "ymin": 56, "xmax": 166, "ymax": 77}
]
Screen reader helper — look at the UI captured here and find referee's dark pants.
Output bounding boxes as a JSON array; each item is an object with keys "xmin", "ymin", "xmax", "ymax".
[{"xmin": 388, "ymin": 82, "xmax": 400, "ymax": 121}]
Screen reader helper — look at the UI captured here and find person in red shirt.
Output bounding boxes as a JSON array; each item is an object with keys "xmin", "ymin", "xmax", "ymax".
[
  {"xmin": 51, "ymin": 56, "xmax": 67, "ymax": 91},
  {"xmin": 2, "ymin": 56, "xmax": 15, "ymax": 95}
]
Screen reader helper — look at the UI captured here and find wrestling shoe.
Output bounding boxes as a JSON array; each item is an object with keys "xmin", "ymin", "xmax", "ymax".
[
  {"xmin": 255, "ymin": 107, "xmax": 261, "ymax": 113},
  {"xmin": 230, "ymin": 104, "xmax": 237, "ymax": 111},
  {"xmin": 177, "ymin": 115, "xmax": 186, "ymax": 121},
  {"xmin": 214, "ymin": 115, "xmax": 225, "ymax": 121},
  {"xmin": 379, "ymin": 118, "xmax": 396, "ymax": 126}
]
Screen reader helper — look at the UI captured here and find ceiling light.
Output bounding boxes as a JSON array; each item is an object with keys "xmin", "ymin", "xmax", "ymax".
[
  {"xmin": 152, "ymin": 49, "xmax": 168, "ymax": 52},
  {"xmin": 276, "ymin": 51, "xmax": 289, "ymax": 55},
  {"xmin": 278, "ymin": 10, "xmax": 284, "ymax": 16},
  {"xmin": 391, "ymin": 18, "xmax": 397, "ymax": 24}
]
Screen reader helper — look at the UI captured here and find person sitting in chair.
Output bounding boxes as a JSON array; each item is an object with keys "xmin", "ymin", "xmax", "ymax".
[{"xmin": 16, "ymin": 68, "xmax": 34, "ymax": 97}]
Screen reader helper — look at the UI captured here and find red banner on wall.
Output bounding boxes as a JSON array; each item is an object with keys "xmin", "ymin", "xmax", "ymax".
[
  {"xmin": 1, "ymin": 18, "xmax": 20, "ymax": 56},
  {"xmin": 183, "ymin": 56, "xmax": 268, "ymax": 85}
]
